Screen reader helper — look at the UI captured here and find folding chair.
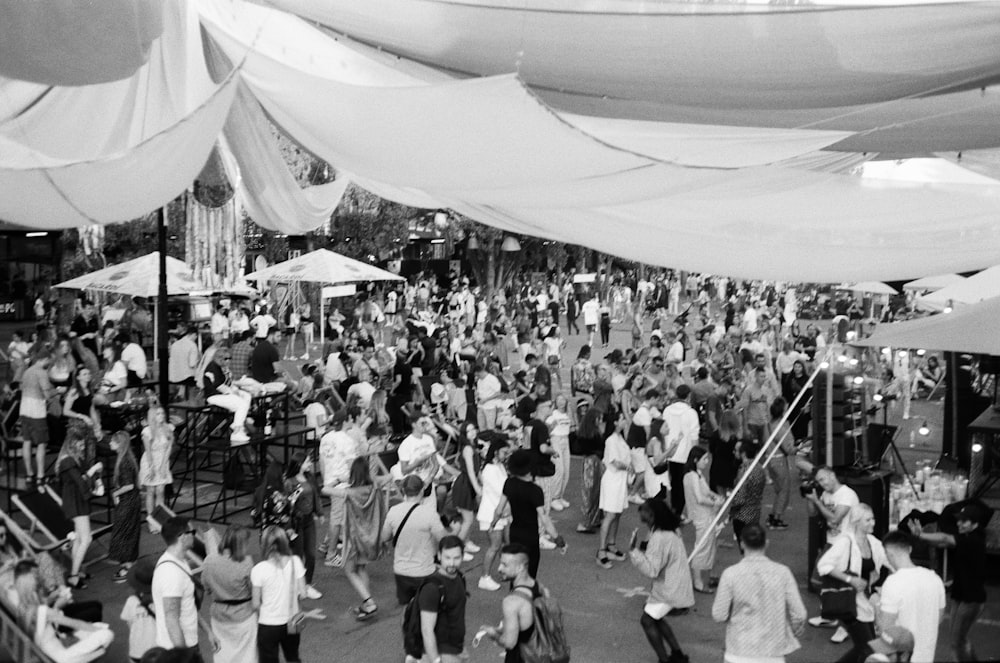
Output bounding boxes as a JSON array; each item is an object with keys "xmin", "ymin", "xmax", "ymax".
[
  {"xmin": 0, "ymin": 599, "xmax": 53, "ymax": 663},
  {"xmin": 12, "ymin": 488, "xmax": 111, "ymax": 564},
  {"xmin": 371, "ymin": 450, "xmax": 403, "ymax": 503}
]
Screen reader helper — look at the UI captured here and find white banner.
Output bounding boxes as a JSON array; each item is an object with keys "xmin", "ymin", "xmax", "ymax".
[{"xmin": 322, "ymin": 284, "xmax": 356, "ymax": 298}]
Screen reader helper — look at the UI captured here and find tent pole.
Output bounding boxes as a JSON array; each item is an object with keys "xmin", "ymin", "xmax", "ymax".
[
  {"xmin": 320, "ymin": 293, "xmax": 325, "ymax": 352},
  {"xmin": 158, "ymin": 206, "xmax": 170, "ymax": 413}
]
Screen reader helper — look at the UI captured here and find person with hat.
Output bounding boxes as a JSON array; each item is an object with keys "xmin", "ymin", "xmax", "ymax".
[
  {"xmin": 866, "ymin": 625, "xmax": 915, "ymax": 663},
  {"xmin": 907, "ymin": 503, "xmax": 987, "ymax": 662}
]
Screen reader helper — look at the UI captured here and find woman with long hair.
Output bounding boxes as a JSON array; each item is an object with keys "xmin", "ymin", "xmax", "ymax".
[
  {"xmin": 817, "ymin": 504, "xmax": 890, "ymax": 663},
  {"xmin": 782, "ymin": 359, "xmax": 812, "ymax": 443},
  {"xmin": 325, "ymin": 457, "xmax": 388, "ymax": 621},
  {"xmin": 56, "ymin": 429, "xmax": 100, "ymax": 589},
  {"xmin": 363, "ymin": 389, "xmax": 391, "ymax": 452},
  {"xmin": 139, "ymin": 405, "xmax": 173, "ymax": 534},
  {"xmin": 476, "ymin": 439, "xmax": 512, "ymax": 591},
  {"xmin": 619, "ymin": 372, "xmax": 646, "ymax": 424},
  {"xmin": 14, "ymin": 561, "xmax": 113, "ymax": 662},
  {"xmin": 108, "ymin": 431, "xmax": 141, "ymax": 582},
  {"xmin": 98, "ymin": 343, "xmax": 128, "ymax": 398},
  {"xmin": 203, "ymin": 525, "xmax": 258, "ymax": 663},
  {"xmin": 707, "ymin": 410, "xmax": 740, "ymax": 495},
  {"xmin": 285, "ymin": 452, "xmax": 322, "ymax": 600},
  {"xmin": 683, "ymin": 445, "xmax": 724, "ymax": 593},
  {"xmin": 547, "ymin": 393, "xmax": 575, "ymax": 511},
  {"xmin": 62, "ymin": 365, "xmax": 101, "ymax": 465},
  {"xmin": 251, "ymin": 526, "xmax": 306, "ymax": 663},
  {"xmin": 449, "ymin": 422, "xmax": 483, "ymax": 557},
  {"xmin": 628, "ymin": 499, "xmax": 694, "ymax": 663},
  {"xmin": 48, "ymin": 335, "xmax": 75, "ymax": 392}
]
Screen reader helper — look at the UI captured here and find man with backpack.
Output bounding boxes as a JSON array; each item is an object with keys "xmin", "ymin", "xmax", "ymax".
[
  {"xmin": 403, "ymin": 535, "xmax": 468, "ymax": 663},
  {"xmin": 383, "ymin": 475, "xmax": 447, "ymax": 606},
  {"xmin": 479, "ymin": 542, "xmax": 570, "ymax": 663}
]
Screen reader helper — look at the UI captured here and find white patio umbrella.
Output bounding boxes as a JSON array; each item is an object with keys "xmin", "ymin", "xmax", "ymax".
[
  {"xmin": 843, "ymin": 281, "xmax": 898, "ymax": 295},
  {"xmin": 244, "ymin": 248, "xmax": 404, "ymax": 346},
  {"xmin": 920, "ymin": 265, "xmax": 1000, "ymax": 307},
  {"xmin": 903, "ymin": 273, "xmax": 966, "ymax": 292},
  {"xmin": 56, "ymin": 252, "xmax": 212, "ymax": 359}
]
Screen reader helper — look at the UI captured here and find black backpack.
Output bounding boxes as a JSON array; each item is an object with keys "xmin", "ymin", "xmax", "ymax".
[{"xmin": 401, "ymin": 573, "xmax": 464, "ymax": 658}]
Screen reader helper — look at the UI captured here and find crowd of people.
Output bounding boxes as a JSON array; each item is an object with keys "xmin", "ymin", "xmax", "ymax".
[{"xmin": 0, "ymin": 268, "xmax": 981, "ymax": 663}]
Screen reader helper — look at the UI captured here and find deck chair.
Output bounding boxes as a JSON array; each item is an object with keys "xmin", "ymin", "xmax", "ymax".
[
  {"xmin": 370, "ymin": 450, "xmax": 403, "ymax": 503},
  {"xmin": 12, "ymin": 488, "xmax": 111, "ymax": 562},
  {"xmin": 0, "ymin": 599, "xmax": 53, "ymax": 663}
]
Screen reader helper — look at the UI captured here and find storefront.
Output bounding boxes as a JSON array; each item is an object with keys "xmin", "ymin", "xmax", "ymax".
[{"xmin": 0, "ymin": 224, "xmax": 62, "ymax": 322}]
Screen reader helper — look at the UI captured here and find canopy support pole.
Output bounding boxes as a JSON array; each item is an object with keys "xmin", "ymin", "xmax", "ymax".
[{"xmin": 158, "ymin": 206, "xmax": 170, "ymax": 413}]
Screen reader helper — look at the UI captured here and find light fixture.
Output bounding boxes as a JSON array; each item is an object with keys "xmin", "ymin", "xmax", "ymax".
[
  {"xmin": 918, "ymin": 421, "xmax": 930, "ymax": 436},
  {"xmin": 819, "ymin": 361, "xmax": 830, "ymax": 369},
  {"xmin": 881, "ymin": 347, "xmax": 891, "ymax": 355},
  {"xmin": 972, "ymin": 443, "xmax": 984, "ymax": 453},
  {"xmin": 873, "ymin": 393, "xmax": 884, "ymax": 403},
  {"xmin": 943, "ymin": 306, "xmax": 953, "ymax": 314},
  {"xmin": 430, "ymin": 238, "xmax": 445, "ymax": 244},
  {"xmin": 849, "ymin": 358, "xmax": 859, "ymax": 367},
  {"xmin": 853, "ymin": 376, "xmax": 864, "ymax": 386},
  {"xmin": 466, "ymin": 235, "xmax": 479, "ymax": 250},
  {"xmin": 500, "ymin": 236, "xmax": 521, "ymax": 252},
  {"xmin": 897, "ymin": 350, "xmax": 907, "ymax": 358},
  {"xmin": 837, "ymin": 354, "xmax": 848, "ymax": 363},
  {"xmin": 25, "ymin": 232, "xmax": 48, "ymax": 238},
  {"xmin": 433, "ymin": 211, "xmax": 449, "ymax": 228},
  {"xmin": 916, "ymin": 349, "xmax": 926, "ymax": 356}
]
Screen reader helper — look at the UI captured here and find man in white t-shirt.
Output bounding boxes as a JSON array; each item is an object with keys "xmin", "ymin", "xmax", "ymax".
[
  {"xmin": 475, "ymin": 364, "xmax": 504, "ymax": 430},
  {"xmin": 581, "ymin": 295, "xmax": 600, "ymax": 347},
  {"xmin": 742, "ymin": 303, "xmax": 759, "ymax": 333},
  {"xmin": 250, "ymin": 306, "xmax": 277, "ymax": 339},
  {"xmin": 319, "ymin": 409, "xmax": 358, "ymax": 566},
  {"xmin": 395, "ymin": 414, "xmax": 449, "ymax": 489},
  {"xmin": 664, "ymin": 384, "xmax": 701, "ymax": 518},
  {"xmin": 119, "ymin": 332, "xmax": 148, "ymax": 386},
  {"xmin": 152, "ymin": 517, "xmax": 215, "ymax": 654},
  {"xmin": 807, "ymin": 467, "xmax": 859, "ymax": 543},
  {"xmin": 876, "ymin": 530, "xmax": 946, "ymax": 663}
]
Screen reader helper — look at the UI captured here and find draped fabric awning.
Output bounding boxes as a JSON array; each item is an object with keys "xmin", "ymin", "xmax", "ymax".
[
  {"xmin": 0, "ymin": 0, "xmax": 164, "ymax": 86},
  {"xmin": 903, "ymin": 274, "xmax": 967, "ymax": 292}
]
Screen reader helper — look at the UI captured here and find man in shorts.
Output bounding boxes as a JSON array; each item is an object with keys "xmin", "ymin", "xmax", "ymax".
[{"xmin": 18, "ymin": 349, "xmax": 53, "ymax": 488}]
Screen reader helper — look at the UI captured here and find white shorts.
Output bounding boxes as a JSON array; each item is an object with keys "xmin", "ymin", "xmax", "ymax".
[{"xmin": 479, "ymin": 517, "xmax": 510, "ymax": 532}]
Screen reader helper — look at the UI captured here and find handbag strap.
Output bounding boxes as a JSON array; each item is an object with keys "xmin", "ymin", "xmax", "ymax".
[{"xmin": 393, "ymin": 503, "xmax": 420, "ymax": 547}]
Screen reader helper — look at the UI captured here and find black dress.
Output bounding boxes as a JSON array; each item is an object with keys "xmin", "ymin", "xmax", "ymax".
[
  {"xmin": 450, "ymin": 438, "xmax": 480, "ymax": 512},
  {"xmin": 58, "ymin": 456, "xmax": 92, "ymax": 519},
  {"xmin": 109, "ymin": 458, "xmax": 141, "ymax": 564},
  {"xmin": 707, "ymin": 432, "xmax": 739, "ymax": 493}
]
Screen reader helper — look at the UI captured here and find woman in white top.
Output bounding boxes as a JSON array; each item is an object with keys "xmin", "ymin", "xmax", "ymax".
[
  {"xmin": 541, "ymin": 327, "xmax": 566, "ymax": 392},
  {"xmin": 251, "ymin": 526, "xmax": 306, "ymax": 663},
  {"xmin": 476, "ymin": 440, "xmax": 512, "ymax": 591},
  {"xmin": 683, "ymin": 446, "xmax": 724, "ymax": 593},
  {"xmin": 817, "ymin": 503, "xmax": 891, "ymax": 663},
  {"xmin": 546, "ymin": 394, "xmax": 574, "ymax": 511},
  {"xmin": 597, "ymin": 411, "xmax": 631, "ymax": 569}
]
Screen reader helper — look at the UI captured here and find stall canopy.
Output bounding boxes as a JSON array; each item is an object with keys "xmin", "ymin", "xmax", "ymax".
[
  {"xmin": 6, "ymin": 0, "xmax": 1000, "ymax": 282},
  {"xmin": 243, "ymin": 249, "xmax": 404, "ymax": 285},
  {"xmin": 843, "ymin": 281, "xmax": 898, "ymax": 296},
  {"xmin": 852, "ymin": 296, "xmax": 1000, "ymax": 356},
  {"xmin": 920, "ymin": 265, "xmax": 1000, "ymax": 306},
  {"xmin": 903, "ymin": 273, "xmax": 967, "ymax": 292},
  {"xmin": 54, "ymin": 252, "xmax": 210, "ymax": 298}
]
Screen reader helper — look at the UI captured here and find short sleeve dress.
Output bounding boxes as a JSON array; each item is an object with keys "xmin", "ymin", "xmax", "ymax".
[{"xmin": 139, "ymin": 425, "xmax": 173, "ymax": 487}]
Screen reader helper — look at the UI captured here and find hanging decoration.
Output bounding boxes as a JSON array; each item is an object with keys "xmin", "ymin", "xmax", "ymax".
[{"xmin": 185, "ymin": 190, "xmax": 245, "ymax": 291}]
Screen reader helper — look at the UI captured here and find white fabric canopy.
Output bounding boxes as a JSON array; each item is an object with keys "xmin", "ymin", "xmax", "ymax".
[
  {"xmin": 853, "ymin": 296, "xmax": 1000, "ymax": 355},
  {"xmin": 244, "ymin": 249, "xmax": 404, "ymax": 284},
  {"xmin": 271, "ymin": 0, "xmax": 1000, "ymax": 111},
  {"xmin": 55, "ymin": 252, "xmax": 210, "ymax": 298},
  {"xmin": 919, "ymin": 265, "xmax": 1000, "ymax": 306},
  {"xmin": 903, "ymin": 273, "xmax": 967, "ymax": 292},
  {"xmin": 0, "ymin": 1, "xmax": 163, "ymax": 86}
]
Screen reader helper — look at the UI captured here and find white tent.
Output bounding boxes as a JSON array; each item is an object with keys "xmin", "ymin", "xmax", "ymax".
[
  {"xmin": 903, "ymin": 273, "xmax": 966, "ymax": 292},
  {"xmin": 919, "ymin": 265, "xmax": 1000, "ymax": 307},
  {"xmin": 842, "ymin": 281, "xmax": 898, "ymax": 296}
]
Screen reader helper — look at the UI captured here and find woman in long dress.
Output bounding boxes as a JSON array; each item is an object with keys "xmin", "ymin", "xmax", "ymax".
[
  {"xmin": 203, "ymin": 525, "xmax": 258, "ymax": 663},
  {"xmin": 683, "ymin": 445, "xmax": 724, "ymax": 593},
  {"xmin": 108, "ymin": 431, "xmax": 141, "ymax": 582}
]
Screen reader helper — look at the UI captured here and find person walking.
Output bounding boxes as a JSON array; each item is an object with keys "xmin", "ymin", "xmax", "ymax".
[
  {"xmin": 711, "ymin": 524, "xmax": 807, "ymax": 663},
  {"xmin": 202, "ymin": 525, "xmax": 257, "ymax": 663},
  {"xmin": 664, "ymin": 384, "xmax": 700, "ymax": 519},
  {"xmin": 875, "ymin": 530, "xmax": 946, "ymax": 663},
  {"xmin": 907, "ymin": 504, "xmax": 987, "ymax": 662},
  {"xmin": 251, "ymin": 526, "xmax": 306, "ymax": 663},
  {"xmin": 817, "ymin": 504, "xmax": 890, "ymax": 663},
  {"xmin": 727, "ymin": 441, "xmax": 765, "ymax": 549},
  {"xmin": 764, "ymin": 398, "xmax": 795, "ymax": 530},
  {"xmin": 285, "ymin": 453, "xmax": 323, "ymax": 600},
  {"xmin": 477, "ymin": 440, "xmax": 513, "ymax": 591},
  {"xmin": 597, "ymin": 410, "xmax": 631, "ymax": 569},
  {"xmin": 407, "ymin": 536, "xmax": 468, "ymax": 663},
  {"xmin": 628, "ymin": 499, "xmax": 694, "ymax": 663},
  {"xmin": 382, "ymin": 475, "xmax": 447, "ymax": 606}
]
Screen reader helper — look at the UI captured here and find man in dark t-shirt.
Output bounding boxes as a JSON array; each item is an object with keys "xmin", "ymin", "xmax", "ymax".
[
  {"xmin": 527, "ymin": 400, "xmax": 556, "ymax": 478},
  {"xmin": 416, "ymin": 536, "xmax": 467, "ymax": 662},
  {"xmin": 492, "ymin": 451, "xmax": 563, "ymax": 578},
  {"xmin": 250, "ymin": 328, "xmax": 281, "ymax": 383}
]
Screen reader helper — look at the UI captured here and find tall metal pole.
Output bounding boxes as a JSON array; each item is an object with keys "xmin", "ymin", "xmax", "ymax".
[{"xmin": 158, "ymin": 204, "xmax": 170, "ymax": 415}]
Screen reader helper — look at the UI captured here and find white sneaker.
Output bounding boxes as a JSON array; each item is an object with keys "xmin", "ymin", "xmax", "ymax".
[
  {"xmin": 539, "ymin": 536, "xmax": 557, "ymax": 550},
  {"xmin": 550, "ymin": 500, "xmax": 566, "ymax": 512},
  {"xmin": 628, "ymin": 495, "xmax": 645, "ymax": 505},
  {"xmin": 808, "ymin": 616, "xmax": 837, "ymax": 628},
  {"xmin": 830, "ymin": 626, "xmax": 848, "ymax": 643},
  {"xmin": 300, "ymin": 353, "xmax": 310, "ymax": 360},
  {"xmin": 464, "ymin": 541, "xmax": 481, "ymax": 553},
  {"xmin": 304, "ymin": 585, "xmax": 322, "ymax": 600},
  {"xmin": 230, "ymin": 430, "xmax": 250, "ymax": 445},
  {"xmin": 557, "ymin": 499, "xmax": 570, "ymax": 509},
  {"xmin": 478, "ymin": 576, "xmax": 502, "ymax": 591},
  {"xmin": 463, "ymin": 552, "xmax": 475, "ymax": 562}
]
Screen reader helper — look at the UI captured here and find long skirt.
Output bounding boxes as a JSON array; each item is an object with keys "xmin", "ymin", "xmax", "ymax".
[
  {"xmin": 579, "ymin": 455, "xmax": 604, "ymax": 530},
  {"xmin": 108, "ymin": 490, "xmax": 141, "ymax": 564},
  {"xmin": 212, "ymin": 615, "xmax": 259, "ymax": 663},
  {"xmin": 690, "ymin": 519, "xmax": 718, "ymax": 572}
]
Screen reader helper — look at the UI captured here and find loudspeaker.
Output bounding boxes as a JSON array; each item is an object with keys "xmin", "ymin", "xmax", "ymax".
[
  {"xmin": 980, "ymin": 355, "xmax": 1000, "ymax": 375},
  {"xmin": 841, "ymin": 469, "xmax": 891, "ymax": 537},
  {"xmin": 866, "ymin": 423, "xmax": 898, "ymax": 465}
]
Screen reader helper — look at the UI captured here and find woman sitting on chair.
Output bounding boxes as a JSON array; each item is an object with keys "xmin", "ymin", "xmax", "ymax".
[
  {"xmin": 14, "ymin": 559, "xmax": 113, "ymax": 663},
  {"xmin": 911, "ymin": 354, "xmax": 944, "ymax": 397}
]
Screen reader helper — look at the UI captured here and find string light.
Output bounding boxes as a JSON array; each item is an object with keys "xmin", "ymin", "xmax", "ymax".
[
  {"xmin": 918, "ymin": 421, "xmax": 930, "ymax": 436},
  {"xmin": 972, "ymin": 443, "xmax": 983, "ymax": 453}
]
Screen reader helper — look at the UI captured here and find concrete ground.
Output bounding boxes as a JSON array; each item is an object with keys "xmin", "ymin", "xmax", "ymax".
[{"xmin": 2, "ymin": 316, "xmax": 999, "ymax": 662}]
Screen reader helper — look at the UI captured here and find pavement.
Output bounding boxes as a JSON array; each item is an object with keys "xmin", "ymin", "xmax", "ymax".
[{"xmin": 2, "ymin": 316, "xmax": 1000, "ymax": 662}]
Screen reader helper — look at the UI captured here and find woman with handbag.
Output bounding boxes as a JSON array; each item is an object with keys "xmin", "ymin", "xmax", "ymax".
[
  {"xmin": 251, "ymin": 526, "xmax": 306, "ymax": 663},
  {"xmin": 816, "ymin": 504, "xmax": 891, "ymax": 663}
]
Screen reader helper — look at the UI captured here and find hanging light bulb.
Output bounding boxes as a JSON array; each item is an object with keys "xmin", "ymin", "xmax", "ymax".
[
  {"xmin": 500, "ymin": 236, "xmax": 522, "ymax": 252},
  {"xmin": 466, "ymin": 235, "xmax": 479, "ymax": 250},
  {"xmin": 972, "ymin": 443, "xmax": 984, "ymax": 453},
  {"xmin": 853, "ymin": 376, "xmax": 864, "ymax": 386},
  {"xmin": 918, "ymin": 421, "xmax": 930, "ymax": 436},
  {"xmin": 819, "ymin": 361, "xmax": 830, "ymax": 369},
  {"xmin": 916, "ymin": 349, "xmax": 926, "ymax": 356},
  {"xmin": 873, "ymin": 393, "xmax": 884, "ymax": 403}
]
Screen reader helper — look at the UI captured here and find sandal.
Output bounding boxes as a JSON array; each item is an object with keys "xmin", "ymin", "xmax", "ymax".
[
  {"xmin": 113, "ymin": 567, "xmax": 131, "ymax": 583},
  {"xmin": 693, "ymin": 585, "xmax": 714, "ymax": 595},
  {"xmin": 355, "ymin": 598, "xmax": 378, "ymax": 621}
]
